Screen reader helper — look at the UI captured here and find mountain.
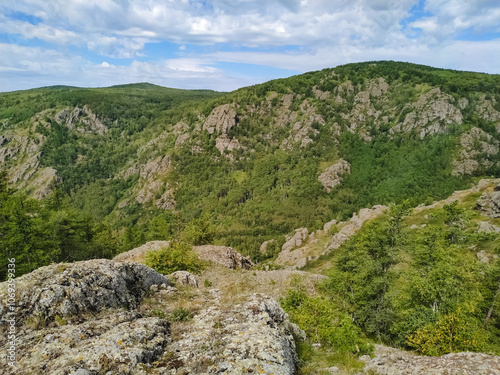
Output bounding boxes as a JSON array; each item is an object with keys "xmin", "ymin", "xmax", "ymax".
[
  {"xmin": 1, "ymin": 61, "xmax": 500, "ymax": 372},
  {"xmin": 1, "ymin": 61, "xmax": 499, "ymax": 257}
]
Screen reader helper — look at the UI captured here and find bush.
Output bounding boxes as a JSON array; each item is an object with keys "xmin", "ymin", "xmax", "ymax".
[
  {"xmin": 145, "ymin": 241, "xmax": 204, "ymax": 274},
  {"xmin": 281, "ymin": 290, "xmax": 372, "ymax": 355},
  {"xmin": 407, "ymin": 308, "xmax": 487, "ymax": 356}
]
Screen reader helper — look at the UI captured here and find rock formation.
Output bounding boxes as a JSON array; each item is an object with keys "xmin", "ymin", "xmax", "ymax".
[
  {"xmin": 203, "ymin": 104, "xmax": 238, "ymax": 135},
  {"xmin": 0, "ymin": 260, "xmax": 299, "ymax": 375},
  {"xmin": 193, "ymin": 245, "xmax": 254, "ymax": 270},
  {"xmin": 477, "ymin": 185, "xmax": 500, "ymax": 218},
  {"xmin": 55, "ymin": 105, "xmax": 108, "ymax": 135},
  {"xmin": 318, "ymin": 159, "xmax": 351, "ymax": 192},
  {"xmin": 452, "ymin": 127, "xmax": 499, "ymax": 176},
  {"xmin": 390, "ymin": 87, "xmax": 462, "ymax": 138}
]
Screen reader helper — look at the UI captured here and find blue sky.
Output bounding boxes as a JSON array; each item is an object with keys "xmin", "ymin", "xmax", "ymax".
[{"xmin": 1, "ymin": 0, "xmax": 499, "ymax": 92}]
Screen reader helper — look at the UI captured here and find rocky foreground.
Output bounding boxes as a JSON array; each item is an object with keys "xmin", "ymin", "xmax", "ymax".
[
  {"xmin": 0, "ymin": 259, "xmax": 301, "ymax": 375},
  {"xmin": 2, "ymin": 240, "xmax": 500, "ymax": 374}
]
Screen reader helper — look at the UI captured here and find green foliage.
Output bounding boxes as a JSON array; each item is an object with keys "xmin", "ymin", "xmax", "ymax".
[
  {"xmin": 144, "ymin": 241, "xmax": 204, "ymax": 275},
  {"xmin": 170, "ymin": 307, "xmax": 193, "ymax": 322},
  {"xmin": 180, "ymin": 215, "xmax": 216, "ymax": 245},
  {"xmin": 327, "ymin": 198, "xmax": 500, "ymax": 355},
  {"xmin": 407, "ymin": 308, "xmax": 487, "ymax": 356},
  {"xmin": 281, "ymin": 289, "xmax": 372, "ymax": 356}
]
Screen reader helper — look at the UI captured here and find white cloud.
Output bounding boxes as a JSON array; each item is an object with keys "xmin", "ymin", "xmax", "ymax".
[{"xmin": 0, "ymin": 0, "xmax": 499, "ymax": 91}]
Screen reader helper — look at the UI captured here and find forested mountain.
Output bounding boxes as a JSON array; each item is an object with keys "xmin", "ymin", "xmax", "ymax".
[
  {"xmin": 2, "ymin": 60, "xmax": 500, "ymax": 371},
  {"xmin": 2, "ymin": 61, "xmax": 499, "ymax": 264}
]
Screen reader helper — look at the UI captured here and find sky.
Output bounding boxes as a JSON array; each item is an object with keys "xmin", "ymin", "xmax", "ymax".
[{"xmin": 0, "ymin": 0, "xmax": 499, "ymax": 92}]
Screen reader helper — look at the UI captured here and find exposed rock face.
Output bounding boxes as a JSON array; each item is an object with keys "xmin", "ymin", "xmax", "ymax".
[
  {"xmin": 281, "ymin": 228, "xmax": 309, "ymax": 252},
  {"xmin": 276, "ymin": 228, "xmax": 310, "ymax": 268},
  {"xmin": 113, "ymin": 240, "xmax": 170, "ymax": 263},
  {"xmin": 323, "ymin": 219, "xmax": 338, "ymax": 233},
  {"xmin": 276, "ymin": 246, "xmax": 309, "ymax": 269},
  {"xmin": 0, "ymin": 259, "xmax": 169, "ymax": 325},
  {"xmin": 312, "ymin": 85, "xmax": 330, "ymax": 100},
  {"xmin": 452, "ymin": 127, "xmax": 499, "ymax": 176},
  {"xmin": 193, "ymin": 245, "xmax": 254, "ymax": 270},
  {"xmin": 327, "ymin": 205, "xmax": 387, "ymax": 251},
  {"xmin": 156, "ymin": 187, "xmax": 176, "ymax": 210},
  {"xmin": 360, "ymin": 344, "xmax": 500, "ymax": 375},
  {"xmin": 203, "ymin": 104, "xmax": 238, "ymax": 135},
  {"xmin": 215, "ymin": 134, "xmax": 245, "ymax": 160},
  {"xmin": 135, "ymin": 155, "xmax": 174, "ymax": 207},
  {"xmin": 477, "ymin": 189, "xmax": 500, "ymax": 218},
  {"xmin": 476, "ymin": 96, "xmax": 500, "ymax": 127},
  {"xmin": 55, "ymin": 105, "xmax": 108, "ymax": 134},
  {"xmin": 115, "ymin": 242, "xmax": 254, "ymax": 270},
  {"xmin": 318, "ymin": 159, "xmax": 351, "ymax": 192},
  {"xmin": 280, "ymin": 100, "xmax": 325, "ymax": 150},
  {"xmin": 167, "ymin": 294, "xmax": 301, "ymax": 375},
  {"xmin": 391, "ymin": 87, "xmax": 462, "ymax": 138}
]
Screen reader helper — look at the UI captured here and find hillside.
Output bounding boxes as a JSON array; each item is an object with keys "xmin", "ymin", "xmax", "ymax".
[
  {"xmin": 1, "ymin": 180, "xmax": 499, "ymax": 374},
  {"xmin": 2, "ymin": 62, "xmax": 500, "ymax": 263}
]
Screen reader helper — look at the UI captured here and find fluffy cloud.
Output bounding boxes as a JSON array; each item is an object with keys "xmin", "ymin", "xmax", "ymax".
[{"xmin": 0, "ymin": 0, "xmax": 499, "ymax": 91}]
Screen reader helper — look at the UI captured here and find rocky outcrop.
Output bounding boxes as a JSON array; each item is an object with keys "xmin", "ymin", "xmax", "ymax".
[
  {"xmin": 135, "ymin": 155, "xmax": 174, "ymax": 207},
  {"xmin": 167, "ymin": 294, "xmax": 302, "ymax": 375},
  {"xmin": 280, "ymin": 100, "xmax": 325, "ymax": 150},
  {"xmin": 477, "ymin": 221, "xmax": 500, "ymax": 234},
  {"xmin": 452, "ymin": 127, "xmax": 499, "ymax": 176},
  {"xmin": 318, "ymin": 159, "xmax": 351, "ymax": 192},
  {"xmin": 193, "ymin": 245, "xmax": 254, "ymax": 270},
  {"xmin": 5, "ymin": 312, "xmax": 170, "ymax": 375},
  {"xmin": 326, "ymin": 205, "xmax": 387, "ymax": 251},
  {"xmin": 55, "ymin": 105, "xmax": 108, "ymax": 135},
  {"xmin": 115, "ymin": 242, "xmax": 253, "ymax": 270},
  {"xmin": 476, "ymin": 96, "xmax": 500, "ymax": 129},
  {"xmin": 203, "ymin": 104, "xmax": 238, "ymax": 135},
  {"xmin": 215, "ymin": 134, "xmax": 245, "ymax": 160},
  {"xmin": 0, "ymin": 261, "xmax": 300, "ymax": 375},
  {"xmin": 281, "ymin": 228, "xmax": 309, "ymax": 252},
  {"xmin": 390, "ymin": 87, "xmax": 462, "ymax": 138},
  {"xmin": 477, "ymin": 188, "xmax": 500, "ymax": 218},
  {"xmin": 0, "ymin": 259, "xmax": 168, "ymax": 326},
  {"xmin": 360, "ymin": 344, "xmax": 500, "ymax": 375},
  {"xmin": 156, "ymin": 187, "xmax": 176, "ymax": 210},
  {"xmin": 113, "ymin": 240, "xmax": 170, "ymax": 263}
]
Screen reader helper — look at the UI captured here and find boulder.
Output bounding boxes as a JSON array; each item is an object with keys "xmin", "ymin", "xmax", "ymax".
[
  {"xmin": 170, "ymin": 271, "xmax": 199, "ymax": 287},
  {"xmin": 166, "ymin": 294, "xmax": 302, "ymax": 374},
  {"xmin": 477, "ymin": 221, "xmax": 500, "ymax": 233},
  {"xmin": 0, "ymin": 259, "xmax": 169, "ymax": 325}
]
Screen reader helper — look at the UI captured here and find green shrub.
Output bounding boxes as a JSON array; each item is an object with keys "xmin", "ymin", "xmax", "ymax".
[
  {"xmin": 145, "ymin": 241, "xmax": 204, "ymax": 274},
  {"xmin": 407, "ymin": 308, "xmax": 487, "ymax": 356},
  {"xmin": 281, "ymin": 290, "xmax": 372, "ymax": 355},
  {"xmin": 170, "ymin": 307, "xmax": 193, "ymax": 321}
]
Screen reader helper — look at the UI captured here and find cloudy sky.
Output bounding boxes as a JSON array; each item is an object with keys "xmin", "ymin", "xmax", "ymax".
[{"xmin": 1, "ymin": 0, "xmax": 499, "ymax": 92}]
